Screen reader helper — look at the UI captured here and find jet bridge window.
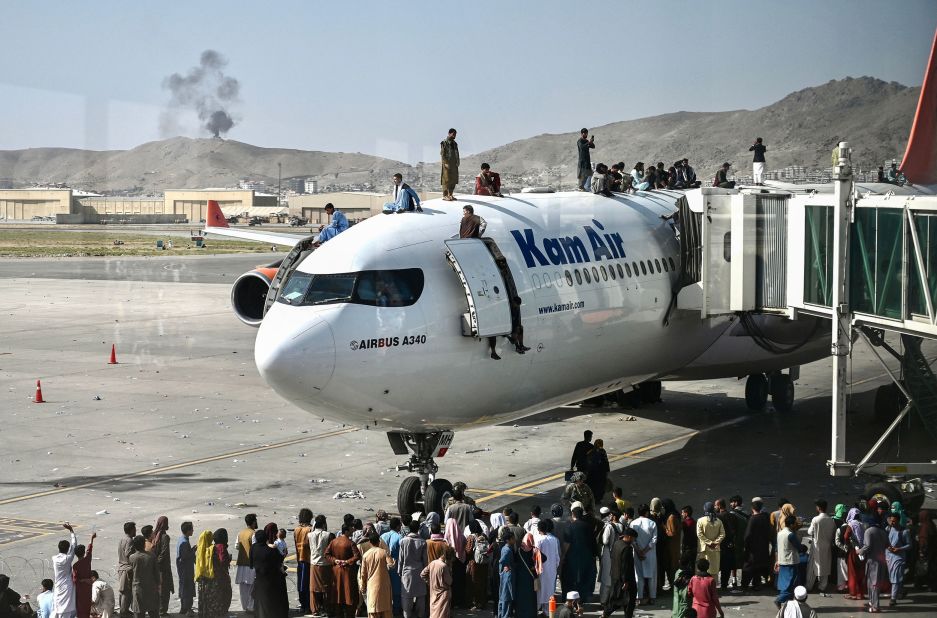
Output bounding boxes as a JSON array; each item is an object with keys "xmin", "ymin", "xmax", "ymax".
[{"xmin": 277, "ymin": 269, "xmax": 424, "ymax": 307}]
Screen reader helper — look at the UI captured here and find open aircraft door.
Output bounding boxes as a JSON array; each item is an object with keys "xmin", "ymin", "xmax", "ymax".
[{"xmin": 445, "ymin": 238, "xmax": 513, "ymax": 337}]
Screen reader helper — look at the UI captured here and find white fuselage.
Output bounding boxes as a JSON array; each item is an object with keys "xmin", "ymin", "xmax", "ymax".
[{"xmin": 254, "ymin": 191, "xmax": 827, "ymax": 432}]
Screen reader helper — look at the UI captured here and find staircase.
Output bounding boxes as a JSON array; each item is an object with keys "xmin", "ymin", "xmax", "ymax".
[{"xmin": 900, "ymin": 334, "xmax": 937, "ymax": 440}]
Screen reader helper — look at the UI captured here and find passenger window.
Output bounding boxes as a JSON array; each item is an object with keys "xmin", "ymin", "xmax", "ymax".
[
  {"xmin": 583, "ymin": 268, "xmax": 592, "ymax": 284},
  {"xmin": 624, "ymin": 263, "xmax": 632, "ymax": 277},
  {"xmin": 532, "ymin": 274, "xmax": 541, "ymax": 289},
  {"xmin": 662, "ymin": 259, "xmax": 669, "ymax": 273},
  {"xmin": 669, "ymin": 257, "xmax": 677, "ymax": 271},
  {"xmin": 618, "ymin": 264, "xmax": 626, "ymax": 278},
  {"xmin": 555, "ymin": 272, "xmax": 564, "ymax": 287},
  {"xmin": 592, "ymin": 266, "xmax": 599, "ymax": 282},
  {"xmin": 654, "ymin": 259, "xmax": 661, "ymax": 273},
  {"xmin": 608, "ymin": 265, "xmax": 616, "ymax": 280},
  {"xmin": 544, "ymin": 273, "xmax": 552, "ymax": 287},
  {"xmin": 574, "ymin": 269, "xmax": 582, "ymax": 285},
  {"xmin": 566, "ymin": 270, "xmax": 574, "ymax": 286},
  {"xmin": 640, "ymin": 262, "xmax": 647, "ymax": 275},
  {"xmin": 632, "ymin": 261, "xmax": 640, "ymax": 276}
]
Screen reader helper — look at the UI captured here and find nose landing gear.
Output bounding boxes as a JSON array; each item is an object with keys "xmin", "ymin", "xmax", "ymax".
[{"xmin": 387, "ymin": 431, "xmax": 455, "ymax": 516}]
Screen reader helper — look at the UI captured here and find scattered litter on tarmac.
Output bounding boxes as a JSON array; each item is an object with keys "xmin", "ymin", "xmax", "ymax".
[
  {"xmin": 333, "ymin": 491, "xmax": 365, "ymax": 500},
  {"xmin": 96, "ymin": 510, "xmax": 109, "ymax": 515},
  {"xmin": 309, "ymin": 479, "xmax": 331, "ymax": 484},
  {"xmin": 92, "ymin": 395, "xmax": 102, "ymax": 400},
  {"xmin": 620, "ymin": 415, "xmax": 637, "ymax": 421}
]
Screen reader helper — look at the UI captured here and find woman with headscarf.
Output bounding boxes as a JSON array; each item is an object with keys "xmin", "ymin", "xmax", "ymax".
[
  {"xmin": 443, "ymin": 517, "xmax": 467, "ymax": 608},
  {"xmin": 696, "ymin": 503, "xmax": 724, "ymax": 578},
  {"xmin": 915, "ymin": 509, "xmax": 936, "ymax": 591},
  {"xmin": 464, "ymin": 520, "xmax": 489, "ymax": 610},
  {"xmin": 660, "ymin": 499, "xmax": 681, "ymax": 590},
  {"xmin": 252, "ymin": 524, "xmax": 288, "ymax": 618},
  {"xmin": 420, "ymin": 512, "xmax": 440, "ymax": 542},
  {"xmin": 832, "ymin": 504, "xmax": 849, "ymax": 592},
  {"xmin": 585, "ymin": 439, "xmax": 610, "ymax": 503},
  {"xmin": 150, "ymin": 516, "xmax": 174, "ymax": 615},
  {"xmin": 197, "ymin": 529, "xmax": 232, "ymax": 618},
  {"xmin": 776, "ymin": 503, "xmax": 798, "ymax": 532},
  {"xmin": 841, "ymin": 508, "xmax": 866, "ymax": 600},
  {"xmin": 489, "ymin": 513, "xmax": 506, "ymax": 539},
  {"xmin": 514, "ymin": 534, "xmax": 539, "ymax": 618}
]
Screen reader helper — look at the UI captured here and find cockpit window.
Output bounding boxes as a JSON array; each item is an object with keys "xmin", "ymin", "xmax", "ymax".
[{"xmin": 276, "ymin": 268, "xmax": 424, "ymax": 307}]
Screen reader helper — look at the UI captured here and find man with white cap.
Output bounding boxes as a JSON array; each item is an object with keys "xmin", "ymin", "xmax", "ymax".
[
  {"xmin": 776, "ymin": 585, "xmax": 817, "ymax": 618},
  {"xmin": 555, "ymin": 591, "xmax": 582, "ymax": 618}
]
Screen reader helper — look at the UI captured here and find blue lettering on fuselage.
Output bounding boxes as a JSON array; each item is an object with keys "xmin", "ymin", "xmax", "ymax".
[{"xmin": 510, "ymin": 220, "xmax": 626, "ymax": 268}]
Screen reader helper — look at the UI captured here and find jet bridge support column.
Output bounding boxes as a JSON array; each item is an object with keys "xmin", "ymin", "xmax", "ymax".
[{"xmin": 829, "ymin": 142, "xmax": 854, "ymax": 477}]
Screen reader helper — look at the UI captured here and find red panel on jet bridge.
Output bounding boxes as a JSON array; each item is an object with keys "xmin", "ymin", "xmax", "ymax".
[{"xmin": 900, "ymin": 28, "xmax": 937, "ymax": 185}]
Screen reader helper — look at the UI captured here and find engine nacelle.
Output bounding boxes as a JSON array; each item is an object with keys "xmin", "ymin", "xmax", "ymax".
[{"xmin": 231, "ymin": 266, "xmax": 280, "ymax": 326}]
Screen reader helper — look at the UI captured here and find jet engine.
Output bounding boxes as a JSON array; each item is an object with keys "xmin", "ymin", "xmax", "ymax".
[{"xmin": 231, "ymin": 264, "xmax": 280, "ymax": 326}]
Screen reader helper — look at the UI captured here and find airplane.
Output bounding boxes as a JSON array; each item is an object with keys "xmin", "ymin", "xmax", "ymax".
[{"xmin": 204, "ymin": 29, "xmax": 937, "ymax": 517}]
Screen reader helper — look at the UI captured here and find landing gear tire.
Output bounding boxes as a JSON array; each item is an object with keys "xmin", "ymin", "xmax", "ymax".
[
  {"xmin": 637, "ymin": 380, "xmax": 662, "ymax": 404},
  {"xmin": 745, "ymin": 374, "xmax": 769, "ymax": 411},
  {"xmin": 422, "ymin": 478, "xmax": 454, "ymax": 516},
  {"xmin": 397, "ymin": 476, "xmax": 422, "ymax": 517},
  {"xmin": 771, "ymin": 374, "xmax": 795, "ymax": 413},
  {"xmin": 865, "ymin": 482, "xmax": 901, "ymax": 508},
  {"xmin": 873, "ymin": 383, "xmax": 905, "ymax": 423}
]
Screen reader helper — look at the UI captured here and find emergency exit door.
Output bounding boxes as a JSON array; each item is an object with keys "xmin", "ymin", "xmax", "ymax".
[{"xmin": 445, "ymin": 238, "xmax": 513, "ymax": 337}]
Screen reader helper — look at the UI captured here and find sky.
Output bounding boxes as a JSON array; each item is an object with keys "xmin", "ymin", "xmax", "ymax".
[{"xmin": 1, "ymin": 0, "xmax": 935, "ymax": 164}]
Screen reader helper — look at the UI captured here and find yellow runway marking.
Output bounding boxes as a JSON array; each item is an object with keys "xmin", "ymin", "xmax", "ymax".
[
  {"xmin": 473, "ymin": 431, "xmax": 696, "ymax": 504},
  {"xmin": 468, "ymin": 488, "xmax": 535, "ymax": 498},
  {"xmin": 0, "ymin": 427, "xmax": 358, "ymax": 506}
]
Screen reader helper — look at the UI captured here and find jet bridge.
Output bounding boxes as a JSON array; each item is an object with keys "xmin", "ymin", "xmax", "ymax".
[{"xmin": 675, "ymin": 142, "xmax": 937, "ymax": 506}]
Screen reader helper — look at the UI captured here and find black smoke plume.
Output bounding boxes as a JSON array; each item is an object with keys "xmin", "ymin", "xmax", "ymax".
[{"xmin": 160, "ymin": 50, "xmax": 240, "ymax": 138}]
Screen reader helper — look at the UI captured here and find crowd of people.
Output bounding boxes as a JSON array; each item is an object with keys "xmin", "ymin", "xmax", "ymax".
[{"xmin": 2, "ymin": 434, "xmax": 935, "ymax": 618}]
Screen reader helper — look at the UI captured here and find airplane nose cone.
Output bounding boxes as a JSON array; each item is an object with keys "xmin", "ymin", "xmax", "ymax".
[{"xmin": 255, "ymin": 312, "xmax": 335, "ymax": 401}]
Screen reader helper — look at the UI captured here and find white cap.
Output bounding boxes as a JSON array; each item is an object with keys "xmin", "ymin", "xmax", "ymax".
[
  {"xmin": 599, "ymin": 506, "xmax": 611, "ymax": 515},
  {"xmin": 566, "ymin": 591, "xmax": 580, "ymax": 601},
  {"xmin": 794, "ymin": 586, "xmax": 807, "ymax": 601},
  {"xmin": 411, "ymin": 512, "xmax": 423, "ymax": 523},
  {"xmin": 570, "ymin": 501, "xmax": 584, "ymax": 511}
]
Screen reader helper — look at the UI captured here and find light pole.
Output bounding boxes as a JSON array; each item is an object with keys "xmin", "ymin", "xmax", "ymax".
[{"xmin": 277, "ymin": 162, "xmax": 282, "ymax": 207}]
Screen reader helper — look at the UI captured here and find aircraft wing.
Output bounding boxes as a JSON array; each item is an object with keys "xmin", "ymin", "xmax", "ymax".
[
  {"xmin": 204, "ymin": 225, "xmax": 308, "ymax": 247},
  {"xmin": 202, "ymin": 199, "xmax": 311, "ymax": 247}
]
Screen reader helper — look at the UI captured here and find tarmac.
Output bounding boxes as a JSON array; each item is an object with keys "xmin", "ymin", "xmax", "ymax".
[{"xmin": 1, "ymin": 253, "xmax": 935, "ymax": 617}]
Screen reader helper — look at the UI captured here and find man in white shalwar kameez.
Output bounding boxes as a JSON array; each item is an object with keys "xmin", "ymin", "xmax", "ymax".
[
  {"xmin": 597, "ymin": 507, "xmax": 622, "ymax": 606},
  {"xmin": 631, "ymin": 505, "xmax": 658, "ymax": 604},
  {"xmin": 52, "ymin": 523, "xmax": 78, "ymax": 618},
  {"xmin": 806, "ymin": 499, "xmax": 837, "ymax": 592},
  {"xmin": 532, "ymin": 519, "xmax": 560, "ymax": 615}
]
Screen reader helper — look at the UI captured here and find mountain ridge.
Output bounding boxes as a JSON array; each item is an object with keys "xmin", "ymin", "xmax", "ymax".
[{"xmin": 0, "ymin": 76, "xmax": 919, "ymax": 192}]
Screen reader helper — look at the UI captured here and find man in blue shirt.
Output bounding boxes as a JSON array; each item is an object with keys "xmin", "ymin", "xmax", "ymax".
[
  {"xmin": 885, "ymin": 513, "xmax": 911, "ymax": 607},
  {"xmin": 315, "ymin": 203, "xmax": 349, "ymax": 246},
  {"xmin": 37, "ymin": 579, "xmax": 54, "ymax": 618},
  {"xmin": 498, "ymin": 531, "xmax": 516, "ymax": 618},
  {"xmin": 380, "ymin": 518, "xmax": 404, "ymax": 615},
  {"xmin": 383, "ymin": 174, "xmax": 422, "ymax": 214}
]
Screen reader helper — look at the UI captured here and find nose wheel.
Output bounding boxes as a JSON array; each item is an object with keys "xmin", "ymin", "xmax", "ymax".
[{"xmin": 389, "ymin": 430, "xmax": 455, "ymax": 516}]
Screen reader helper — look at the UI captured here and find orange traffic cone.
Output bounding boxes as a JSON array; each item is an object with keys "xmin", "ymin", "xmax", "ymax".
[
  {"xmin": 108, "ymin": 344, "xmax": 118, "ymax": 365},
  {"xmin": 34, "ymin": 379, "xmax": 45, "ymax": 403}
]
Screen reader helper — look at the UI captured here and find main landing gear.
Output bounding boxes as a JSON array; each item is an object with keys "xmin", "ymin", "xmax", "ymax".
[
  {"xmin": 387, "ymin": 431, "xmax": 455, "ymax": 516},
  {"xmin": 744, "ymin": 369, "xmax": 797, "ymax": 412}
]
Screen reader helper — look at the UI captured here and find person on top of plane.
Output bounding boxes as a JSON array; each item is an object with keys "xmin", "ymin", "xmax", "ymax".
[
  {"xmin": 314, "ymin": 203, "xmax": 348, "ymax": 246},
  {"xmin": 474, "ymin": 163, "xmax": 503, "ymax": 197},
  {"xmin": 383, "ymin": 173, "xmax": 422, "ymax": 214}
]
